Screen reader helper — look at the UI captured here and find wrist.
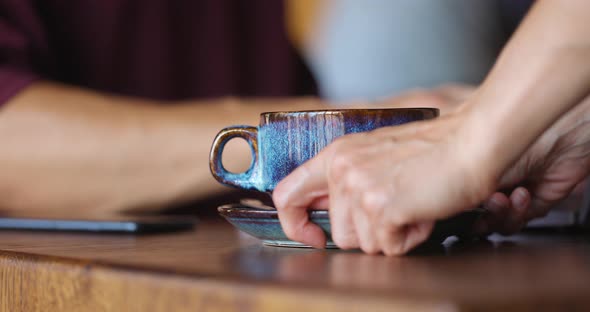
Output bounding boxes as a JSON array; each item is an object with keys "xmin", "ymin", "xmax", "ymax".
[{"xmin": 452, "ymin": 103, "xmax": 505, "ymax": 197}]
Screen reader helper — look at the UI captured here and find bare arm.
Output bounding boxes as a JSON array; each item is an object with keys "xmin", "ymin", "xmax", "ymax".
[
  {"xmin": 0, "ymin": 82, "xmax": 324, "ymax": 214},
  {"xmin": 466, "ymin": 0, "xmax": 590, "ymax": 179}
]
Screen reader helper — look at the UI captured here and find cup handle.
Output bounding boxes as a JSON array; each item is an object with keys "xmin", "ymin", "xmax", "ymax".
[{"xmin": 209, "ymin": 126, "xmax": 259, "ymax": 190}]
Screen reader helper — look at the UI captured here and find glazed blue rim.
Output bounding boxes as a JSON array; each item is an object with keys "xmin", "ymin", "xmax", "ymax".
[{"xmin": 259, "ymin": 107, "xmax": 439, "ymax": 115}]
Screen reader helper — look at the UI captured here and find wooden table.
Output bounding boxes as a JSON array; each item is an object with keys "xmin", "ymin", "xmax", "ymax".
[{"xmin": 1, "ymin": 217, "xmax": 590, "ymax": 312}]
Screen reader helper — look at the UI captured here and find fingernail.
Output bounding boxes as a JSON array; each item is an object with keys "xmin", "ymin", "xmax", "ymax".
[
  {"xmin": 485, "ymin": 196, "xmax": 504, "ymax": 212},
  {"xmin": 513, "ymin": 188, "xmax": 529, "ymax": 211}
]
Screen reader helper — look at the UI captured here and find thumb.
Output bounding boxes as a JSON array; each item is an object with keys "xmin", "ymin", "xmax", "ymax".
[{"xmin": 273, "ymin": 156, "xmax": 331, "ymax": 248}]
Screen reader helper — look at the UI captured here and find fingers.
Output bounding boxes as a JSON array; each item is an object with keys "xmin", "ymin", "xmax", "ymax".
[
  {"xmin": 473, "ymin": 193, "xmax": 511, "ymax": 235},
  {"xmin": 498, "ymin": 187, "xmax": 531, "ymax": 235},
  {"xmin": 377, "ymin": 221, "xmax": 434, "ymax": 256},
  {"xmin": 273, "ymin": 155, "xmax": 331, "ymax": 248},
  {"xmin": 274, "ymin": 124, "xmax": 455, "ymax": 255},
  {"xmin": 352, "ymin": 207, "xmax": 378, "ymax": 254},
  {"xmin": 328, "ymin": 175, "xmax": 359, "ymax": 249},
  {"xmin": 404, "ymin": 222, "xmax": 436, "ymax": 254},
  {"xmin": 474, "ymin": 187, "xmax": 532, "ymax": 236}
]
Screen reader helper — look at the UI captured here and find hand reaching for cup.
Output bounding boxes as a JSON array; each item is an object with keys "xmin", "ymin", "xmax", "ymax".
[
  {"xmin": 273, "ymin": 109, "xmax": 495, "ymax": 255},
  {"xmin": 272, "ymin": 94, "xmax": 590, "ymax": 254},
  {"xmin": 272, "ymin": 96, "xmax": 590, "ymax": 255},
  {"xmin": 376, "ymin": 84, "xmax": 590, "ymax": 237}
]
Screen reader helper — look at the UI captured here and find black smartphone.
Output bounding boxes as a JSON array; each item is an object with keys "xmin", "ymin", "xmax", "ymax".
[{"xmin": 0, "ymin": 213, "xmax": 197, "ymax": 234}]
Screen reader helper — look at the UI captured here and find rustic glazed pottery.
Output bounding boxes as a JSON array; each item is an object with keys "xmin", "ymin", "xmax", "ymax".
[
  {"xmin": 218, "ymin": 203, "xmax": 485, "ymax": 248},
  {"xmin": 209, "ymin": 107, "xmax": 470, "ymax": 249},
  {"xmin": 210, "ymin": 108, "xmax": 438, "ymax": 192}
]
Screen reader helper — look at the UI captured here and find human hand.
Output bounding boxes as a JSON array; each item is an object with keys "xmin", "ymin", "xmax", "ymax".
[
  {"xmin": 273, "ymin": 107, "xmax": 496, "ymax": 255},
  {"xmin": 474, "ymin": 96, "xmax": 590, "ymax": 235},
  {"xmin": 272, "ymin": 95, "xmax": 590, "ymax": 254}
]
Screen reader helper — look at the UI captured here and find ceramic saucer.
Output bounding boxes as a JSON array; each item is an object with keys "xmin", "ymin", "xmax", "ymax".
[{"xmin": 218, "ymin": 200, "xmax": 486, "ymax": 249}]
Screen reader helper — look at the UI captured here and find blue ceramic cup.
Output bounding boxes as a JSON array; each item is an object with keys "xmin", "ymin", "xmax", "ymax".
[{"xmin": 210, "ymin": 108, "xmax": 438, "ymax": 192}]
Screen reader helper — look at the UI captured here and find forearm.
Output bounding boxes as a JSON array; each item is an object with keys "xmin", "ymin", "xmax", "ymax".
[
  {"xmin": 0, "ymin": 82, "xmax": 324, "ymax": 214},
  {"xmin": 463, "ymin": 0, "xmax": 590, "ymax": 181}
]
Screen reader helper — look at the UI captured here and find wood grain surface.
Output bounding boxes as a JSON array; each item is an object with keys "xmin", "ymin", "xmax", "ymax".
[{"xmin": 1, "ymin": 218, "xmax": 590, "ymax": 311}]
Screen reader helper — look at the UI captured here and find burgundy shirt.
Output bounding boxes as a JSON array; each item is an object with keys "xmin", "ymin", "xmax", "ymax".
[{"xmin": 0, "ymin": 0, "xmax": 314, "ymax": 104}]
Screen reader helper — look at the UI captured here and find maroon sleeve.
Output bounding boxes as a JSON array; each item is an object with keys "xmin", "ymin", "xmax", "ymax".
[{"xmin": 0, "ymin": 1, "xmax": 45, "ymax": 105}]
